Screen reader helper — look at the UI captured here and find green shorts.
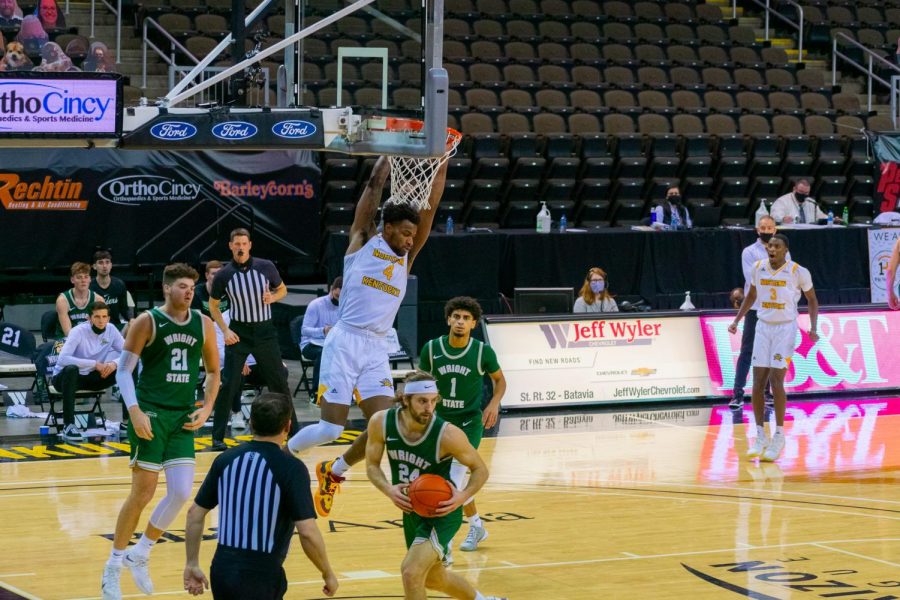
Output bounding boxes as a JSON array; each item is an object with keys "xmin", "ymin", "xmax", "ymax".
[
  {"xmin": 403, "ymin": 508, "xmax": 463, "ymax": 562},
  {"xmin": 444, "ymin": 412, "xmax": 483, "ymax": 449},
  {"xmin": 128, "ymin": 404, "xmax": 196, "ymax": 472}
]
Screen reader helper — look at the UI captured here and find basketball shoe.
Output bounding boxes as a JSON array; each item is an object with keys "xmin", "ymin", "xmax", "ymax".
[
  {"xmin": 123, "ymin": 548, "xmax": 154, "ymax": 594},
  {"xmin": 746, "ymin": 435, "xmax": 769, "ymax": 459},
  {"xmin": 460, "ymin": 525, "xmax": 488, "ymax": 551},
  {"xmin": 315, "ymin": 459, "xmax": 345, "ymax": 517},
  {"xmin": 100, "ymin": 563, "xmax": 122, "ymax": 600},
  {"xmin": 761, "ymin": 432, "xmax": 785, "ymax": 462}
]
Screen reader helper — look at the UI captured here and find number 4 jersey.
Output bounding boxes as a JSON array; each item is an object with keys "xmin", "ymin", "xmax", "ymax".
[
  {"xmin": 137, "ymin": 307, "xmax": 205, "ymax": 410},
  {"xmin": 420, "ymin": 336, "xmax": 500, "ymax": 422}
]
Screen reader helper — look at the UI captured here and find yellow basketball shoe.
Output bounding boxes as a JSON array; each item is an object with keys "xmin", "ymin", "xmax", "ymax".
[{"xmin": 314, "ymin": 459, "xmax": 345, "ymax": 517}]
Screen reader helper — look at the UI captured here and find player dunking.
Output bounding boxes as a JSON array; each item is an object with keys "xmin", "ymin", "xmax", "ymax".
[
  {"xmin": 729, "ymin": 234, "xmax": 818, "ymax": 462},
  {"xmin": 102, "ymin": 263, "xmax": 220, "ymax": 600},
  {"xmin": 287, "ymin": 156, "xmax": 447, "ymax": 516},
  {"xmin": 365, "ymin": 371, "xmax": 506, "ymax": 600},
  {"xmin": 419, "ymin": 297, "xmax": 506, "ymax": 553}
]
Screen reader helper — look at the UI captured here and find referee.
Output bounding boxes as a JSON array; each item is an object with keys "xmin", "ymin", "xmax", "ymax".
[
  {"xmin": 209, "ymin": 228, "xmax": 294, "ymax": 450},
  {"xmin": 183, "ymin": 393, "xmax": 338, "ymax": 599}
]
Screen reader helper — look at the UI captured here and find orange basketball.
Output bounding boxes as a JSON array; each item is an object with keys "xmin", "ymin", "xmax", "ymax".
[{"xmin": 407, "ymin": 474, "xmax": 453, "ymax": 517}]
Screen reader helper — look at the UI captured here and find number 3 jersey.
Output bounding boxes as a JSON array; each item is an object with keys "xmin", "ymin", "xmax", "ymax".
[
  {"xmin": 751, "ymin": 259, "xmax": 813, "ymax": 324},
  {"xmin": 385, "ymin": 406, "xmax": 452, "ymax": 486},
  {"xmin": 137, "ymin": 307, "xmax": 205, "ymax": 410}
]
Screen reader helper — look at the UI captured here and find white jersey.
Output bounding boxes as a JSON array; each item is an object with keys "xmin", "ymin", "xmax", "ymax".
[
  {"xmin": 337, "ymin": 234, "xmax": 408, "ymax": 335},
  {"xmin": 751, "ymin": 259, "xmax": 813, "ymax": 323}
]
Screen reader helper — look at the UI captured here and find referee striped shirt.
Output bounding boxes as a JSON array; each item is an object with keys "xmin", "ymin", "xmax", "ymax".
[
  {"xmin": 210, "ymin": 257, "xmax": 283, "ymax": 324},
  {"xmin": 195, "ymin": 441, "xmax": 315, "ymax": 563}
]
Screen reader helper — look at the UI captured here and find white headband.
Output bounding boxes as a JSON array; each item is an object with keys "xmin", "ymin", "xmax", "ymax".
[{"xmin": 404, "ymin": 380, "xmax": 438, "ymax": 395}]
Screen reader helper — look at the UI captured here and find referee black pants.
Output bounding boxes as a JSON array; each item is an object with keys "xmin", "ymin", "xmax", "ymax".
[
  {"xmin": 210, "ymin": 550, "xmax": 287, "ymax": 600},
  {"xmin": 212, "ymin": 320, "xmax": 296, "ymax": 442}
]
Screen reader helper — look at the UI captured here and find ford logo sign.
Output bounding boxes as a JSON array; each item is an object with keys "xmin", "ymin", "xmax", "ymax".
[
  {"xmin": 272, "ymin": 120, "xmax": 317, "ymax": 139},
  {"xmin": 150, "ymin": 121, "xmax": 198, "ymax": 140},
  {"xmin": 212, "ymin": 121, "xmax": 259, "ymax": 140}
]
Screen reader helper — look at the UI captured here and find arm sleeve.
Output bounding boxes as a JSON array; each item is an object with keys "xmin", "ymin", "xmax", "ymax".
[
  {"xmin": 209, "ymin": 269, "xmax": 228, "ymax": 299},
  {"xmin": 482, "ymin": 344, "xmax": 501, "ymax": 374},
  {"xmin": 301, "ymin": 301, "xmax": 324, "ymax": 340},
  {"xmin": 286, "ymin": 458, "xmax": 316, "ymax": 521},
  {"xmin": 741, "ymin": 247, "xmax": 755, "ymax": 287},
  {"xmin": 261, "ymin": 260, "xmax": 284, "ymax": 289},
  {"xmin": 57, "ymin": 329, "xmax": 97, "ymax": 371},
  {"xmin": 194, "ymin": 457, "xmax": 222, "ymax": 509}
]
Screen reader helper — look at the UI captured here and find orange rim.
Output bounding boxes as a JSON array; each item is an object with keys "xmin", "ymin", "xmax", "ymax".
[{"xmin": 370, "ymin": 116, "xmax": 462, "ymax": 152}]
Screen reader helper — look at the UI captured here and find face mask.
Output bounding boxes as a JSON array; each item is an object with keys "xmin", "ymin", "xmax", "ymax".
[
  {"xmin": 91, "ymin": 324, "xmax": 105, "ymax": 335},
  {"xmin": 590, "ymin": 281, "xmax": 605, "ymax": 294},
  {"xmin": 668, "ymin": 195, "xmax": 682, "ymax": 204},
  {"xmin": 759, "ymin": 232, "xmax": 774, "ymax": 243},
  {"xmin": 330, "ymin": 297, "xmax": 339, "ymax": 306},
  {"xmin": 794, "ymin": 192, "xmax": 804, "ymax": 203}
]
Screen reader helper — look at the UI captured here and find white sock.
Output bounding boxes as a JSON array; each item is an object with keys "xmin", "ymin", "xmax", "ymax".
[
  {"xmin": 775, "ymin": 425, "xmax": 784, "ymax": 436},
  {"xmin": 332, "ymin": 456, "xmax": 350, "ymax": 477},
  {"xmin": 469, "ymin": 514, "xmax": 483, "ymax": 529},
  {"xmin": 756, "ymin": 425, "xmax": 766, "ymax": 440},
  {"xmin": 107, "ymin": 548, "xmax": 125, "ymax": 566},
  {"xmin": 134, "ymin": 534, "xmax": 155, "ymax": 557}
]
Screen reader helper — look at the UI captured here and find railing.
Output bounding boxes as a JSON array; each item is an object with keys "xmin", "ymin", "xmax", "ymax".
[
  {"xmin": 90, "ymin": 0, "xmax": 121, "ymax": 64},
  {"xmin": 142, "ymin": 17, "xmax": 199, "ymax": 90},
  {"xmin": 832, "ymin": 31, "xmax": 900, "ymax": 121},
  {"xmin": 169, "ymin": 66, "xmax": 271, "ymax": 108},
  {"xmin": 737, "ymin": 0, "xmax": 804, "ymax": 62}
]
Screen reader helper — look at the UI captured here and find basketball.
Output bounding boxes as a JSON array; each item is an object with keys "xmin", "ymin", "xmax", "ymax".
[{"xmin": 407, "ymin": 474, "xmax": 454, "ymax": 517}]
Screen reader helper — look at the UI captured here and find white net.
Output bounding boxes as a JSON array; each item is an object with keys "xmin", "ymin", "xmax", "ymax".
[{"xmin": 387, "ymin": 130, "xmax": 462, "ymax": 211}]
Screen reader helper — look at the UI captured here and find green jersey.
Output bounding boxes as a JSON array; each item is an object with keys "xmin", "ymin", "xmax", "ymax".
[
  {"xmin": 137, "ymin": 307, "xmax": 205, "ymax": 410},
  {"xmin": 55, "ymin": 289, "xmax": 93, "ymax": 338},
  {"xmin": 385, "ymin": 406, "xmax": 452, "ymax": 485},
  {"xmin": 419, "ymin": 336, "xmax": 500, "ymax": 420}
]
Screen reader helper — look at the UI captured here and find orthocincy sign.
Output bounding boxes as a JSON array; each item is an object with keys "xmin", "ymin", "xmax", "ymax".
[{"xmin": 0, "ymin": 74, "xmax": 121, "ymax": 135}]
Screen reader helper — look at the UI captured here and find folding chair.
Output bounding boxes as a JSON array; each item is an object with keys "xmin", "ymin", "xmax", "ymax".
[
  {"xmin": 32, "ymin": 341, "xmax": 107, "ymax": 433},
  {"xmin": 289, "ymin": 315, "xmax": 314, "ymax": 399}
]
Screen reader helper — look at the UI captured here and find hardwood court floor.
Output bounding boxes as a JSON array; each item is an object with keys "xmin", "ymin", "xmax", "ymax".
[{"xmin": 1, "ymin": 397, "xmax": 898, "ymax": 599}]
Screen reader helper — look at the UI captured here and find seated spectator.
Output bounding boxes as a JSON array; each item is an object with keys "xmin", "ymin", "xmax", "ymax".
[
  {"xmin": 0, "ymin": 0, "xmax": 22, "ymax": 28},
  {"xmin": 16, "ymin": 14, "xmax": 46, "ymax": 56},
  {"xmin": 35, "ymin": 0, "xmax": 64, "ymax": 32},
  {"xmin": 648, "ymin": 186, "xmax": 692, "ymax": 229},
  {"xmin": 770, "ymin": 179, "xmax": 829, "ymax": 224},
  {"xmin": 300, "ymin": 276, "xmax": 342, "ymax": 396},
  {"xmin": 56, "ymin": 262, "xmax": 104, "ymax": 338},
  {"xmin": 90, "ymin": 249, "xmax": 132, "ymax": 330},
  {"xmin": 83, "ymin": 40, "xmax": 114, "ymax": 72},
  {"xmin": 33, "ymin": 40, "xmax": 75, "ymax": 71},
  {"xmin": 51, "ymin": 302, "xmax": 124, "ymax": 441},
  {"xmin": 574, "ymin": 267, "xmax": 618, "ymax": 313}
]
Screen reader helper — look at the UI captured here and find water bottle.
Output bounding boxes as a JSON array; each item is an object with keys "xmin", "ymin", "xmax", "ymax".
[
  {"xmin": 680, "ymin": 291, "xmax": 696, "ymax": 311},
  {"xmin": 536, "ymin": 201, "xmax": 551, "ymax": 233},
  {"xmin": 559, "ymin": 214, "xmax": 567, "ymax": 233},
  {"xmin": 754, "ymin": 199, "xmax": 769, "ymax": 226},
  {"xmin": 827, "ymin": 210, "xmax": 834, "ymax": 227},
  {"xmin": 842, "ymin": 205, "xmax": 849, "ymax": 224},
  {"xmin": 650, "ymin": 208, "xmax": 657, "ymax": 225},
  {"xmin": 446, "ymin": 215, "xmax": 454, "ymax": 235}
]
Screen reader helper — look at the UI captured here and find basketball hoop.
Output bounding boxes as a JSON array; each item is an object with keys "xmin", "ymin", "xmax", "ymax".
[{"xmin": 366, "ymin": 117, "xmax": 463, "ymax": 212}]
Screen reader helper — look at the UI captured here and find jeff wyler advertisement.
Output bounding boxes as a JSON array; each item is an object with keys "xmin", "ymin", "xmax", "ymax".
[{"xmin": 484, "ymin": 316, "xmax": 712, "ymax": 408}]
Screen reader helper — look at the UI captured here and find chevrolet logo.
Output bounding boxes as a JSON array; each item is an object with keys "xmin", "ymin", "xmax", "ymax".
[{"xmin": 631, "ymin": 368, "xmax": 657, "ymax": 377}]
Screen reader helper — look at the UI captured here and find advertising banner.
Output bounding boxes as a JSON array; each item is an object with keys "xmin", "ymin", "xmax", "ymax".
[
  {"xmin": 700, "ymin": 310, "xmax": 900, "ymax": 396},
  {"xmin": 0, "ymin": 72, "xmax": 122, "ymax": 136},
  {"xmin": 484, "ymin": 316, "xmax": 712, "ymax": 408},
  {"xmin": 867, "ymin": 228, "xmax": 900, "ymax": 303},
  {"xmin": 0, "ymin": 148, "xmax": 319, "ymax": 269}
]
